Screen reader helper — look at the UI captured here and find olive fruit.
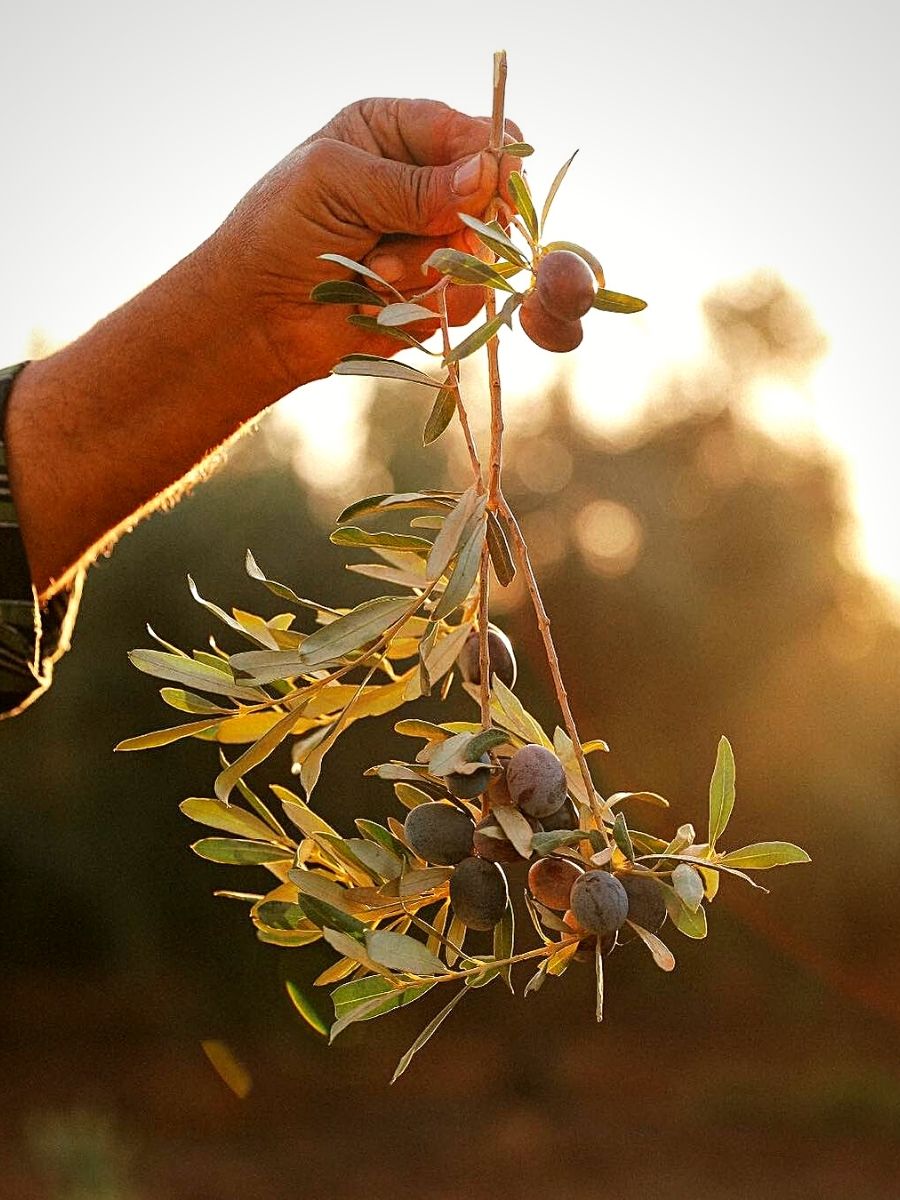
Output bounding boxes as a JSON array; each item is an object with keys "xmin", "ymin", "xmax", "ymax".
[
  {"xmin": 616, "ymin": 873, "xmax": 667, "ymax": 943},
  {"xmin": 506, "ymin": 744, "xmax": 568, "ymax": 819},
  {"xmin": 539, "ymin": 797, "xmax": 579, "ymax": 831},
  {"xmin": 527, "ymin": 856, "xmax": 585, "ymax": 910},
  {"xmin": 473, "ymin": 811, "xmax": 540, "ymax": 863},
  {"xmin": 535, "ymin": 249, "xmax": 596, "ymax": 321},
  {"xmin": 449, "ymin": 856, "xmax": 509, "ymax": 931},
  {"xmin": 519, "ymin": 292, "xmax": 583, "ymax": 353},
  {"xmin": 569, "ymin": 869, "xmax": 629, "ymax": 938},
  {"xmin": 403, "ymin": 802, "xmax": 474, "ymax": 866},
  {"xmin": 457, "ymin": 625, "xmax": 517, "ymax": 690},
  {"xmin": 446, "ymin": 753, "xmax": 493, "ymax": 800}
]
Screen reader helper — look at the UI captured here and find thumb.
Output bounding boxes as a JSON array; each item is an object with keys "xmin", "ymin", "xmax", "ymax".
[{"xmin": 345, "ymin": 147, "xmax": 500, "ymax": 238}]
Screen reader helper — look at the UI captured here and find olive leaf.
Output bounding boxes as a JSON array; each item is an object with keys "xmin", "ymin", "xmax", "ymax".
[
  {"xmin": 391, "ymin": 987, "xmax": 467, "ymax": 1083},
  {"xmin": 310, "ymin": 279, "xmax": 386, "ymax": 306},
  {"xmin": 285, "ymin": 981, "xmax": 329, "ymax": 1037},
  {"xmin": 423, "ymin": 247, "xmax": 516, "ymax": 291},
  {"xmin": 127, "ymin": 650, "xmax": 262, "ymax": 702},
  {"xmin": 318, "ymin": 252, "xmax": 401, "ymax": 294},
  {"xmin": 495, "ymin": 805, "xmax": 534, "ymax": 858},
  {"xmin": 346, "ymin": 313, "xmax": 435, "ymax": 352},
  {"xmin": 671, "ymin": 862, "xmax": 705, "ymax": 912},
  {"xmin": 115, "ymin": 716, "xmax": 225, "ymax": 752},
  {"xmin": 720, "ymin": 842, "xmax": 810, "ymax": 869},
  {"xmin": 180, "ymin": 798, "xmax": 281, "ymax": 842},
  {"xmin": 591, "ymin": 289, "xmax": 648, "ymax": 314},
  {"xmin": 332, "ymin": 354, "xmax": 445, "ymax": 387},
  {"xmin": 364, "ymin": 930, "xmax": 448, "ymax": 976},
  {"xmin": 486, "ymin": 510, "xmax": 516, "ymax": 586},
  {"xmin": 444, "ymin": 295, "xmax": 520, "ymax": 365},
  {"xmin": 330, "ymin": 977, "xmax": 435, "ymax": 1037},
  {"xmin": 502, "ymin": 141, "xmax": 534, "ymax": 157},
  {"xmin": 245, "ymin": 550, "xmax": 341, "ymax": 616},
  {"xmin": 376, "ymin": 302, "xmax": 438, "ymax": 327},
  {"xmin": 423, "ymin": 386, "xmax": 458, "ymax": 446},
  {"xmin": 329, "ymin": 527, "xmax": 432, "ymax": 553},
  {"xmin": 508, "ymin": 171, "xmax": 538, "ymax": 242},
  {"xmin": 540, "ymin": 150, "xmax": 579, "ymax": 234},
  {"xmin": 191, "ymin": 838, "xmax": 291, "ymax": 866},
  {"xmin": 337, "ymin": 491, "xmax": 458, "ymax": 524},
  {"xmin": 708, "ymin": 735, "xmax": 736, "ymax": 849},
  {"xmin": 628, "ymin": 922, "xmax": 676, "ymax": 971},
  {"xmin": 433, "ymin": 521, "xmax": 486, "ymax": 619},
  {"xmin": 612, "ymin": 812, "xmax": 635, "ymax": 862},
  {"xmin": 457, "ymin": 213, "xmax": 530, "ymax": 269}
]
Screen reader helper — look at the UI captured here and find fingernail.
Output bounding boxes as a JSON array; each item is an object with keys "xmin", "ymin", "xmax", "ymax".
[
  {"xmin": 366, "ymin": 254, "xmax": 404, "ymax": 285},
  {"xmin": 452, "ymin": 153, "xmax": 485, "ymax": 196}
]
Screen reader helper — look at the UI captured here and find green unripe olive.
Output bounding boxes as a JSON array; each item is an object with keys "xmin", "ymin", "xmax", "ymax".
[
  {"xmin": 519, "ymin": 292, "xmax": 583, "ymax": 353},
  {"xmin": 403, "ymin": 802, "xmax": 474, "ymax": 866},
  {"xmin": 446, "ymin": 753, "xmax": 492, "ymax": 800},
  {"xmin": 473, "ymin": 811, "xmax": 540, "ymax": 864},
  {"xmin": 457, "ymin": 625, "xmax": 518, "ymax": 690},
  {"xmin": 616, "ymin": 873, "xmax": 667, "ymax": 943},
  {"xmin": 569, "ymin": 869, "xmax": 629, "ymax": 938},
  {"xmin": 527, "ymin": 856, "xmax": 585, "ymax": 910},
  {"xmin": 535, "ymin": 249, "xmax": 596, "ymax": 321},
  {"xmin": 449, "ymin": 856, "xmax": 509, "ymax": 931},
  {"xmin": 539, "ymin": 797, "xmax": 579, "ymax": 831},
  {"xmin": 506, "ymin": 744, "xmax": 568, "ymax": 819}
]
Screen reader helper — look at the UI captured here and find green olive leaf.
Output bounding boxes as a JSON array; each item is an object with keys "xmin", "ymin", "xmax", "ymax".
[
  {"xmin": 508, "ymin": 171, "xmax": 538, "ymax": 242},
  {"xmin": 285, "ymin": 981, "xmax": 329, "ymax": 1037},
  {"xmin": 423, "ymin": 247, "xmax": 516, "ymax": 291},
  {"xmin": 364, "ymin": 930, "xmax": 448, "ymax": 976},
  {"xmin": 391, "ymin": 987, "xmax": 467, "ymax": 1083},
  {"xmin": 540, "ymin": 150, "xmax": 579, "ymax": 234},
  {"xmin": 719, "ymin": 842, "xmax": 811, "ymax": 869},
  {"xmin": 191, "ymin": 838, "xmax": 291, "ymax": 866},
  {"xmin": 423, "ymin": 386, "xmax": 458, "ymax": 446},
  {"xmin": 708, "ymin": 735, "xmax": 736, "ymax": 849},
  {"xmin": 310, "ymin": 279, "xmax": 386, "ymax": 306},
  {"xmin": 591, "ymin": 289, "xmax": 648, "ymax": 314}
]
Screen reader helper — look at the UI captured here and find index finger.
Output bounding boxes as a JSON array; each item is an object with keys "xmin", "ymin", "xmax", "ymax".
[{"xmin": 324, "ymin": 97, "xmax": 524, "ymax": 166}]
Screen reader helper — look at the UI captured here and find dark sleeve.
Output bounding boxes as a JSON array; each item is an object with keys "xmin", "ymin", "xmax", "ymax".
[{"xmin": 0, "ymin": 362, "xmax": 84, "ymax": 720}]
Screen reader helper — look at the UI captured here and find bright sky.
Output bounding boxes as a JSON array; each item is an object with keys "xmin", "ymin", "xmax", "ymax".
[{"xmin": 2, "ymin": 2, "xmax": 898, "ymax": 592}]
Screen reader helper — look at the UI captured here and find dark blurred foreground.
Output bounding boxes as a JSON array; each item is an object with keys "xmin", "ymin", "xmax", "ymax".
[{"xmin": 1, "ymin": 276, "xmax": 899, "ymax": 1199}]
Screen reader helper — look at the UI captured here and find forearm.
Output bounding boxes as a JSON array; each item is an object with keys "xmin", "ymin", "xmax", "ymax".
[{"xmin": 4, "ymin": 233, "xmax": 291, "ymax": 601}]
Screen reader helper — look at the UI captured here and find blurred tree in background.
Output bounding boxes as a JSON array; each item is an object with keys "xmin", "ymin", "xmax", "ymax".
[{"xmin": 2, "ymin": 274, "xmax": 898, "ymax": 1199}]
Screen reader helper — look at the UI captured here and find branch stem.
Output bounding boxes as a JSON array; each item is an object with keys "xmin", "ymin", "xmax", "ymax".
[
  {"xmin": 497, "ymin": 496, "xmax": 609, "ymax": 837},
  {"xmin": 438, "ymin": 286, "xmax": 482, "ymax": 488}
]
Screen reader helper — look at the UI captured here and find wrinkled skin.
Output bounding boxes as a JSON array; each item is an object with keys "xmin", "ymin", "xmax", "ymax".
[{"xmin": 219, "ymin": 98, "xmax": 525, "ymax": 388}]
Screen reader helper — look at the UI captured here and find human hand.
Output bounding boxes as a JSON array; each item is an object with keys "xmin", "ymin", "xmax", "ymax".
[{"xmin": 209, "ymin": 98, "xmax": 522, "ymax": 390}]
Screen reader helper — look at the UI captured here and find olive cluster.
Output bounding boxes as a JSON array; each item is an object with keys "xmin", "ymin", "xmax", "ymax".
[
  {"xmin": 519, "ymin": 250, "xmax": 596, "ymax": 353},
  {"xmin": 403, "ymin": 741, "xmax": 579, "ymax": 932}
]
